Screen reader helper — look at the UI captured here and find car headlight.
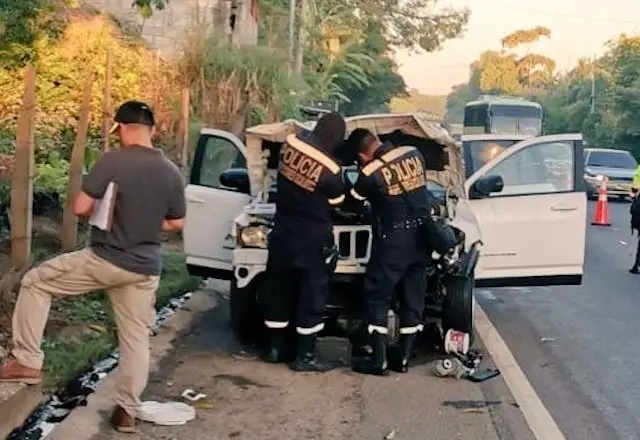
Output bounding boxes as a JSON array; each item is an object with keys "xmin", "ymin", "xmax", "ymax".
[{"xmin": 238, "ymin": 225, "xmax": 269, "ymax": 248}]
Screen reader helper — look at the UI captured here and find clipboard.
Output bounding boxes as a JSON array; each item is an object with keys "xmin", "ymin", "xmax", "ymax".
[{"xmin": 89, "ymin": 181, "xmax": 118, "ymax": 231}]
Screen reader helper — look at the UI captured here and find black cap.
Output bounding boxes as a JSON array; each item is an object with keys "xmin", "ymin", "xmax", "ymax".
[{"xmin": 110, "ymin": 100, "xmax": 155, "ymax": 133}]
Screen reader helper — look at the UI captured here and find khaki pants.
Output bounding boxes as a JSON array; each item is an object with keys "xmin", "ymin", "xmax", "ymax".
[{"xmin": 11, "ymin": 248, "xmax": 159, "ymax": 417}]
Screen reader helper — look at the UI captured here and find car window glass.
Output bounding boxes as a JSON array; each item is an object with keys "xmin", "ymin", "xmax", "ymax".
[
  {"xmin": 486, "ymin": 141, "xmax": 574, "ymax": 196},
  {"xmin": 465, "ymin": 139, "xmax": 520, "ymax": 175},
  {"xmin": 197, "ymin": 136, "xmax": 247, "ymax": 188},
  {"xmin": 586, "ymin": 151, "xmax": 637, "ymax": 169}
]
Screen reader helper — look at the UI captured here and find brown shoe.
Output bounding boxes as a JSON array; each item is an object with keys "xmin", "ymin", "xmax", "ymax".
[
  {"xmin": 0, "ymin": 357, "xmax": 42, "ymax": 385},
  {"xmin": 111, "ymin": 405, "xmax": 136, "ymax": 433}
]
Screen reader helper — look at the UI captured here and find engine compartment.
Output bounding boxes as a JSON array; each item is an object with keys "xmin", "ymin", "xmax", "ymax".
[{"xmin": 265, "ymin": 129, "xmax": 453, "ymax": 226}]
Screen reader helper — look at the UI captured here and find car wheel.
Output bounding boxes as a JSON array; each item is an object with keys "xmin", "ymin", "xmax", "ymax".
[
  {"xmin": 441, "ymin": 274, "xmax": 475, "ymax": 345},
  {"xmin": 229, "ymin": 277, "xmax": 263, "ymax": 345}
]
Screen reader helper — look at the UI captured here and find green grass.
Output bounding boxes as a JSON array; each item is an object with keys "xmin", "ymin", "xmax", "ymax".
[{"xmin": 41, "ymin": 251, "xmax": 202, "ymax": 391}]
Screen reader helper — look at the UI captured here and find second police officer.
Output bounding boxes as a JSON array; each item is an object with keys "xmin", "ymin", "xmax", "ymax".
[
  {"xmin": 261, "ymin": 113, "xmax": 348, "ymax": 372},
  {"xmin": 347, "ymin": 128, "xmax": 435, "ymax": 376}
]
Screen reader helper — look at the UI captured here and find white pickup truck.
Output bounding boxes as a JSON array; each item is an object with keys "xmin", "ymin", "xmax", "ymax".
[{"xmin": 183, "ymin": 114, "xmax": 587, "ymax": 345}]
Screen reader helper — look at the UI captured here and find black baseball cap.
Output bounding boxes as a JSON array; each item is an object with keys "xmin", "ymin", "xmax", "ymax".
[{"xmin": 109, "ymin": 100, "xmax": 155, "ymax": 133}]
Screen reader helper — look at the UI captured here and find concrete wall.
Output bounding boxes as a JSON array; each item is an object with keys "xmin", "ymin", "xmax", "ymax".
[{"xmin": 84, "ymin": 0, "xmax": 259, "ymax": 54}]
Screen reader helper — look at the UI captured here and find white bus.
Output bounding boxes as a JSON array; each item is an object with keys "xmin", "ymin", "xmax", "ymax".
[{"xmin": 463, "ymin": 96, "xmax": 543, "ymax": 136}]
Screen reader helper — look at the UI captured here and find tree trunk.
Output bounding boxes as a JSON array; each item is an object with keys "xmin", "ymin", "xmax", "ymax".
[
  {"xmin": 101, "ymin": 47, "xmax": 113, "ymax": 153},
  {"xmin": 10, "ymin": 66, "xmax": 37, "ymax": 268},
  {"xmin": 180, "ymin": 87, "xmax": 190, "ymax": 176},
  {"xmin": 61, "ymin": 75, "xmax": 93, "ymax": 252},
  {"xmin": 294, "ymin": 0, "xmax": 308, "ymax": 75}
]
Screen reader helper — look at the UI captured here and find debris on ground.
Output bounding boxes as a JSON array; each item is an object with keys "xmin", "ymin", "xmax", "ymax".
[
  {"xmin": 433, "ymin": 349, "xmax": 501, "ymax": 383},
  {"xmin": 384, "ymin": 428, "xmax": 396, "ymax": 439},
  {"xmin": 181, "ymin": 388, "xmax": 206, "ymax": 402},
  {"xmin": 138, "ymin": 401, "xmax": 196, "ymax": 426}
]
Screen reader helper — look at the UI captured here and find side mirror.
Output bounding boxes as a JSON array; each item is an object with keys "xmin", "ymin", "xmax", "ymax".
[
  {"xmin": 220, "ymin": 168, "xmax": 250, "ymax": 194},
  {"xmin": 469, "ymin": 174, "xmax": 504, "ymax": 199}
]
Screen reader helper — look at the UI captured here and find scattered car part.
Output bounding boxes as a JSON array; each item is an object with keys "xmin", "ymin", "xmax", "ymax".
[
  {"xmin": 433, "ymin": 348, "xmax": 500, "ymax": 382},
  {"xmin": 181, "ymin": 389, "xmax": 207, "ymax": 402},
  {"xmin": 443, "ymin": 329, "xmax": 470, "ymax": 355}
]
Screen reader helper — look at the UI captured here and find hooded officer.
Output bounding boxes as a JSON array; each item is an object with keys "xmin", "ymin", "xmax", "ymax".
[
  {"xmin": 347, "ymin": 128, "xmax": 432, "ymax": 376},
  {"xmin": 262, "ymin": 112, "xmax": 347, "ymax": 372}
]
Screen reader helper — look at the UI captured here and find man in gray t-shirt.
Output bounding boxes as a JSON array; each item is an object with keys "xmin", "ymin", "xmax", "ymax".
[{"xmin": 0, "ymin": 101, "xmax": 186, "ymax": 434}]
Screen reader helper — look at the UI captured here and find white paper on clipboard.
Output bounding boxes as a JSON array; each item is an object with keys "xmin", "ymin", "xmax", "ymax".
[{"xmin": 89, "ymin": 181, "xmax": 117, "ymax": 231}]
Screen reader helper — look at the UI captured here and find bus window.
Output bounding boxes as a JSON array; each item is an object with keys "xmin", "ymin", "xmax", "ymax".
[
  {"xmin": 489, "ymin": 105, "xmax": 542, "ymax": 136},
  {"xmin": 463, "ymin": 105, "xmax": 488, "ymax": 134}
]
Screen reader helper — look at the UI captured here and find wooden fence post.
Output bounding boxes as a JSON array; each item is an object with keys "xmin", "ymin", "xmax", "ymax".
[
  {"xmin": 101, "ymin": 47, "xmax": 113, "ymax": 153},
  {"xmin": 61, "ymin": 75, "xmax": 93, "ymax": 252},
  {"xmin": 180, "ymin": 87, "xmax": 190, "ymax": 175},
  {"xmin": 10, "ymin": 65, "xmax": 37, "ymax": 268}
]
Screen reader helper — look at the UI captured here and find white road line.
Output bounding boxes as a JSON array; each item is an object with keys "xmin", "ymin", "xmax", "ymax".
[{"xmin": 475, "ymin": 303, "xmax": 567, "ymax": 440}]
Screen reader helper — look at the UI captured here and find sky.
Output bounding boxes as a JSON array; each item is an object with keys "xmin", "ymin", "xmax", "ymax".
[{"xmin": 395, "ymin": 0, "xmax": 640, "ymax": 96}]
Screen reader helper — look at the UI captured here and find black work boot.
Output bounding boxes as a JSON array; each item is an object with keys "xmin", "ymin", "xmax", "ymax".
[
  {"xmin": 289, "ymin": 334, "xmax": 335, "ymax": 372},
  {"xmin": 352, "ymin": 331, "xmax": 389, "ymax": 376},
  {"xmin": 389, "ymin": 334, "xmax": 418, "ymax": 373},
  {"xmin": 262, "ymin": 329, "xmax": 294, "ymax": 363}
]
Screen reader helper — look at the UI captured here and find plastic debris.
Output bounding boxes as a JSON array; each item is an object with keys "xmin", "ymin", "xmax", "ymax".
[
  {"xmin": 181, "ymin": 389, "xmax": 207, "ymax": 402},
  {"xmin": 433, "ymin": 349, "xmax": 501, "ymax": 383},
  {"xmin": 384, "ymin": 429, "xmax": 396, "ymax": 439}
]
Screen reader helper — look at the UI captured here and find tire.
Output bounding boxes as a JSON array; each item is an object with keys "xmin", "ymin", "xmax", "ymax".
[
  {"xmin": 229, "ymin": 278, "xmax": 263, "ymax": 344},
  {"xmin": 441, "ymin": 274, "xmax": 475, "ymax": 344}
]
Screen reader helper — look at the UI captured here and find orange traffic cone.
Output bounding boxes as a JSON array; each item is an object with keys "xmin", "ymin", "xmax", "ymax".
[{"xmin": 591, "ymin": 180, "xmax": 611, "ymax": 226}]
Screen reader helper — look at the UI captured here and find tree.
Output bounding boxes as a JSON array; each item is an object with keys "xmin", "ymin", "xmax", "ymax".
[
  {"xmin": 500, "ymin": 27, "xmax": 555, "ymax": 94},
  {"xmin": 445, "ymin": 83, "xmax": 477, "ymax": 123},
  {"xmin": 390, "ymin": 89, "xmax": 446, "ymax": 116},
  {"xmin": 315, "ymin": 0, "xmax": 470, "ymax": 53},
  {"xmin": 335, "ymin": 28, "xmax": 407, "ymax": 115}
]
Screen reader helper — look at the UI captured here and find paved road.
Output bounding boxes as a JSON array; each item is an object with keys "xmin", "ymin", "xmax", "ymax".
[{"xmin": 479, "ymin": 200, "xmax": 640, "ymax": 440}]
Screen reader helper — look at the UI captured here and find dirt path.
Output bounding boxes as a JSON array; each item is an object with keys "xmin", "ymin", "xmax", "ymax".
[{"xmin": 52, "ymin": 288, "xmax": 535, "ymax": 440}]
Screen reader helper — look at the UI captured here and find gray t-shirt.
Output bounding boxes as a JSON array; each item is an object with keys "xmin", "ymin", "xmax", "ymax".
[{"xmin": 82, "ymin": 146, "xmax": 186, "ymax": 275}]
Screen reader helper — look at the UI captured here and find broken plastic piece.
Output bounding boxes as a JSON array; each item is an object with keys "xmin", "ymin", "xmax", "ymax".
[
  {"xmin": 467, "ymin": 368, "xmax": 501, "ymax": 383},
  {"xmin": 181, "ymin": 389, "xmax": 206, "ymax": 402}
]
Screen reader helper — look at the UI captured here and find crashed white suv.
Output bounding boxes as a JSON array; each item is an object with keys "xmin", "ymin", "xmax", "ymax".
[{"xmin": 184, "ymin": 113, "xmax": 587, "ymax": 344}]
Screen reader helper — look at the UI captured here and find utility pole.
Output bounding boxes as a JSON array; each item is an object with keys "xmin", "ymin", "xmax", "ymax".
[
  {"xmin": 590, "ymin": 54, "xmax": 596, "ymax": 114},
  {"xmin": 294, "ymin": 0, "xmax": 308, "ymax": 75},
  {"xmin": 288, "ymin": 0, "xmax": 296, "ymax": 74}
]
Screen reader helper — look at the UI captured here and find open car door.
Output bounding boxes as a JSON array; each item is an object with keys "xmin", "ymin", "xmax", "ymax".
[
  {"xmin": 184, "ymin": 129, "xmax": 251, "ymax": 280},
  {"xmin": 464, "ymin": 133, "xmax": 586, "ymax": 287}
]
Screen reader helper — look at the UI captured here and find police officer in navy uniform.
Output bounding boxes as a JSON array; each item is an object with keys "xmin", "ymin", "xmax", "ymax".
[
  {"xmin": 262, "ymin": 113, "xmax": 347, "ymax": 372},
  {"xmin": 347, "ymin": 128, "xmax": 432, "ymax": 376}
]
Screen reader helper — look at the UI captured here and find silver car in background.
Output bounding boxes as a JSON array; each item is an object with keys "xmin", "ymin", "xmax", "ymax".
[{"xmin": 584, "ymin": 148, "xmax": 638, "ymax": 200}]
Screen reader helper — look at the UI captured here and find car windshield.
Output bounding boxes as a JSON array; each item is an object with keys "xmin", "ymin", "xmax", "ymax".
[
  {"xmin": 463, "ymin": 139, "xmax": 521, "ymax": 177},
  {"xmin": 587, "ymin": 151, "xmax": 637, "ymax": 169}
]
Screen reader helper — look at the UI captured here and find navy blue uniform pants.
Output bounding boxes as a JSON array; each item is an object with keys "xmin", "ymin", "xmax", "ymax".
[
  {"xmin": 364, "ymin": 230, "xmax": 428, "ymax": 335},
  {"xmin": 262, "ymin": 229, "xmax": 331, "ymax": 335}
]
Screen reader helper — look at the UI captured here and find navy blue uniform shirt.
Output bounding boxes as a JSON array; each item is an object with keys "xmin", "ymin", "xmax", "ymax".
[{"xmin": 350, "ymin": 142, "xmax": 430, "ymax": 231}]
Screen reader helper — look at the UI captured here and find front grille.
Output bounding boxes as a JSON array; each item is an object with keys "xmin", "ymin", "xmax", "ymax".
[
  {"xmin": 334, "ymin": 226, "xmax": 372, "ymax": 263},
  {"xmin": 612, "ymin": 176, "xmax": 633, "ymax": 183}
]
